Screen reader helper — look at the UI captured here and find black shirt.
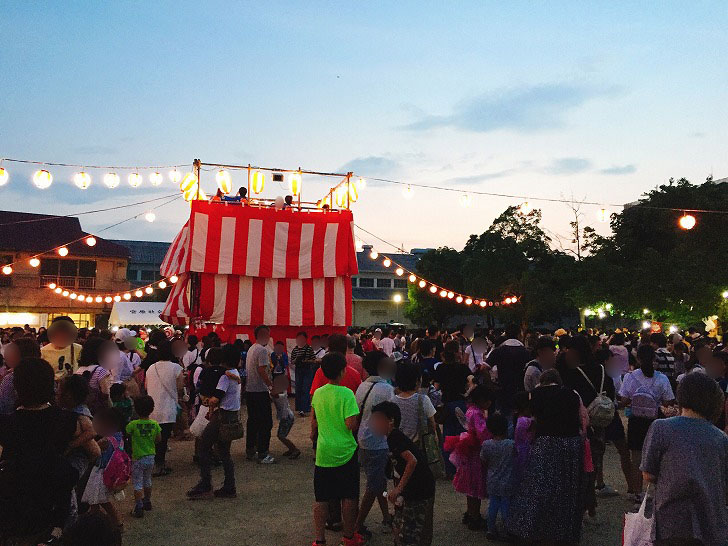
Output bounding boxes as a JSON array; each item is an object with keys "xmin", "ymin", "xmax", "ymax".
[
  {"xmin": 485, "ymin": 341, "xmax": 532, "ymax": 410},
  {"xmin": 531, "ymin": 385, "xmax": 581, "ymax": 438},
  {"xmin": 433, "ymin": 361, "xmax": 470, "ymax": 403},
  {"xmin": 387, "ymin": 428, "xmax": 435, "ymax": 501},
  {"xmin": 560, "ymin": 363, "xmax": 616, "ymax": 407}
]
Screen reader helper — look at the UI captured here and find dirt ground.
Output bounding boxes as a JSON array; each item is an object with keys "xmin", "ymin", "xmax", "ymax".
[{"xmin": 123, "ymin": 404, "xmax": 631, "ymax": 546}]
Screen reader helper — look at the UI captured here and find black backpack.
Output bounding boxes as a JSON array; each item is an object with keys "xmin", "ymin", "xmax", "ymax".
[{"xmin": 197, "ymin": 366, "xmax": 226, "ymax": 399}]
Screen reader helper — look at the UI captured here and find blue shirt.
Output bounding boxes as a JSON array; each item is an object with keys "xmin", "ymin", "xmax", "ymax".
[{"xmin": 216, "ymin": 369, "xmax": 241, "ymax": 411}]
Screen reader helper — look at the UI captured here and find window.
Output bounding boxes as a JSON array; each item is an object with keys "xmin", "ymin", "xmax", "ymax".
[
  {"xmin": 376, "ymin": 278, "xmax": 391, "ymax": 288},
  {"xmin": 127, "ymin": 267, "xmax": 139, "ymax": 281},
  {"xmin": 358, "ymin": 277, "xmax": 374, "ymax": 287},
  {"xmin": 40, "ymin": 259, "xmax": 96, "ymax": 278},
  {"xmin": 393, "ymin": 279, "xmax": 407, "ymax": 289},
  {"xmin": 371, "ymin": 309, "xmax": 387, "ymax": 317},
  {"xmin": 78, "ymin": 260, "xmax": 96, "ymax": 278},
  {"xmin": 351, "ymin": 277, "xmax": 357, "ymax": 288},
  {"xmin": 40, "ymin": 258, "xmax": 59, "ymax": 276},
  {"xmin": 140, "ymin": 270, "xmax": 157, "ymax": 281}
]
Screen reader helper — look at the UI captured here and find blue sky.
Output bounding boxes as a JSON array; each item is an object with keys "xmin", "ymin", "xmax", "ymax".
[{"xmin": 1, "ymin": 2, "xmax": 726, "ymax": 251}]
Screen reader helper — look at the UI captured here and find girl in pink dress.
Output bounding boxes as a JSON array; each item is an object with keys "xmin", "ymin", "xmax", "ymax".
[{"xmin": 448, "ymin": 385, "xmax": 494, "ymax": 530}]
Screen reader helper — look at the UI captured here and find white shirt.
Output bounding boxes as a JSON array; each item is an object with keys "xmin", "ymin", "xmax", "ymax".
[
  {"xmin": 609, "ymin": 345, "xmax": 630, "ymax": 374},
  {"xmin": 182, "ymin": 348, "xmax": 201, "ymax": 369},
  {"xmin": 463, "ymin": 345, "xmax": 484, "ymax": 372},
  {"xmin": 146, "ymin": 360, "xmax": 182, "ymax": 424},
  {"xmin": 619, "ymin": 369, "xmax": 674, "ymax": 405},
  {"xmin": 379, "ymin": 337, "xmax": 395, "ymax": 356}
]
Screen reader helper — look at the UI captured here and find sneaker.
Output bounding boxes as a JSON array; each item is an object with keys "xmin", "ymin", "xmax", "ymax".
[
  {"xmin": 130, "ymin": 504, "xmax": 144, "ymax": 518},
  {"xmin": 143, "ymin": 500, "xmax": 152, "ymax": 511},
  {"xmin": 298, "ymin": 411, "xmax": 306, "ymax": 417},
  {"xmin": 186, "ymin": 485, "xmax": 213, "ymax": 500},
  {"xmin": 258, "ymin": 454, "xmax": 276, "ymax": 464},
  {"xmin": 596, "ymin": 484, "xmax": 619, "ymax": 497},
  {"xmin": 214, "ymin": 487, "xmax": 237, "ymax": 498}
]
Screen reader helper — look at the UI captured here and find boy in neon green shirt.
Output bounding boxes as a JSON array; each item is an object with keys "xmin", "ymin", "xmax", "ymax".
[
  {"xmin": 125, "ymin": 395, "xmax": 161, "ymax": 518},
  {"xmin": 310, "ymin": 353, "xmax": 361, "ymax": 546}
]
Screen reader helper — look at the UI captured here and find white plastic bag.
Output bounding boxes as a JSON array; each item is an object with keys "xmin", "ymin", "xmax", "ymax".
[
  {"xmin": 623, "ymin": 486, "xmax": 655, "ymax": 546},
  {"xmin": 190, "ymin": 405, "xmax": 209, "ymax": 438}
]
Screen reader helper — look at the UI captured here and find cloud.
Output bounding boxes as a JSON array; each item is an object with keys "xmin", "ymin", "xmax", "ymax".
[
  {"xmin": 543, "ymin": 157, "xmax": 592, "ymax": 175},
  {"xmin": 338, "ymin": 156, "xmax": 399, "ymax": 177},
  {"xmin": 405, "ymin": 83, "xmax": 618, "ymax": 133},
  {"xmin": 72, "ymin": 145, "xmax": 119, "ymax": 155},
  {"xmin": 446, "ymin": 169, "xmax": 519, "ymax": 185},
  {"xmin": 599, "ymin": 164, "xmax": 637, "ymax": 175}
]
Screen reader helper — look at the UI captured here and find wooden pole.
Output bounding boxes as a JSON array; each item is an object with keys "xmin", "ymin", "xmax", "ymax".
[
  {"xmin": 193, "ymin": 159, "xmax": 201, "ymax": 201},
  {"xmin": 247, "ymin": 164, "xmax": 251, "ymax": 204}
]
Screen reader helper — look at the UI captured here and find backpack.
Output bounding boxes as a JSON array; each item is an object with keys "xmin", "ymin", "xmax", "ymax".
[
  {"xmin": 631, "ymin": 377, "xmax": 659, "ymax": 419},
  {"xmin": 576, "ymin": 365, "xmax": 615, "ymax": 428},
  {"xmin": 102, "ymin": 435, "xmax": 131, "ymax": 492}
]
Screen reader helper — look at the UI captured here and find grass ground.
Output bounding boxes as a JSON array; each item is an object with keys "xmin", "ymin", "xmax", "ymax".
[{"xmin": 123, "ymin": 404, "xmax": 630, "ymax": 545}]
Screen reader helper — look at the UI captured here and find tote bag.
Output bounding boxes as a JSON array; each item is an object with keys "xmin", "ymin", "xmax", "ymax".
[{"xmin": 623, "ymin": 485, "xmax": 655, "ymax": 546}]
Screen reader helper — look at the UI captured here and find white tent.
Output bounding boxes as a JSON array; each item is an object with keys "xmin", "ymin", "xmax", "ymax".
[{"xmin": 109, "ymin": 302, "xmax": 169, "ymax": 326}]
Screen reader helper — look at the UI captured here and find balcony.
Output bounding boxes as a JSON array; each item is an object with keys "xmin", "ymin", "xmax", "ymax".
[{"xmin": 40, "ymin": 275, "xmax": 96, "ymax": 289}]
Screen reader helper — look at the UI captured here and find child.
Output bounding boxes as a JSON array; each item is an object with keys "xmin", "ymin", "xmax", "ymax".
[
  {"xmin": 449, "ymin": 384, "xmax": 493, "ymax": 530},
  {"xmin": 370, "ymin": 401, "xmax": 435, "ymax": 546},
  {"xmin": 110, "ymin": 383, "xmax": 133, "ymax": 427},
  {"xmin": 82, "ymin": 407, "xmax": 126, "ymax": 530},
  {"xmin": 272, "ymin": 373, "xmax": 300, "ymax": 459},
  {"xmin": 125, "ymin": 395, "xmax": 161, "ymax": 518},
  {"xmin": 480, "ymin": 413, "xmax": 516, "ymax": 541},
  {"xmin": 310, "ymin": 353, "xmax": 362, "ymax": 546},
  {"xmin": 270, "ymin": 341, "xmax": 289, "ymax": 378},
  {"xmin": 513, "ymin": 391, "xmax": 534, "ymax": 485}
]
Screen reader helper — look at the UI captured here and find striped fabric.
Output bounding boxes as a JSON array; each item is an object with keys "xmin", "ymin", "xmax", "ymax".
[
  {"xmin": 160, "ymin": 201, "xmax": 358, "ymax": 279},
  {"xmin": 188, "ymin": 324, "xmax": 347, "ymax": 349},
  {"xmin": 160, "ymin": 272, "xmax": 352, "ymax": 328}
]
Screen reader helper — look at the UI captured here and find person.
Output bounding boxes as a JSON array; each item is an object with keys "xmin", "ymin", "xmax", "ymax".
[
  {"xmin": 414, "ymin": 339, "xmax": 437, "ymax": 384},
  {"xmin": 0, "ymin": 358, "xmax": 100, "ymax": 544},
  {"xmin": 608, "ymin": 331, "xmax": 630, "ymax": 376},
  {"xmin": 0, "ymin": 336, "xmax": 40, "ymax": 414},
  {"xmin": 245, "ymin": 325, "xmax": 275, "ymax": 464},
  {"xmin": 370, "ymin": 401, "xmax": 435, "ymax": 546},
  {"xmin": 523, "ymin": 335, "xmax": 556, "ymax": 392},
  {"xmin": 41, "ymin": 316, "xmax": 82, "ymax": 381},
  {"xmin": 270, "ymin": 340, "xmax": 289, "ymax": 380},
  {"xmin": 144, "ymin": 339, "xmax": 183, "ymax": 476},
  {"xmin": 76, "ymin": 337, "xmax": 117, "ymax": 415},
  {"xmin": 392, "ymin": 361, "xmax": 437, "ymax": 442},
  {"xmin": 125, "ymin": 395, "xmax": 161, "ymax": 518},
  {"xmin": 182, "ymin": 335, "xmax": 201, "ymax": 370},
  {"xmin": 371, "ymin": 329, "xmax": 383, "ymax": 351},
  {"xmin": 619, "ymin": 344, "xmax": 676, "ymax": 500},
  {"xmin": 463, "ymin": 335, "xmax": 486, "ymax": 373},
  {"xmin": 187, "ymin": 344, "xmax": 242, "ymax": 499},
  {"xmin": 272, "ymin": 372, "xmax": 300, "ymax": 459},
  {"xmin": 61, "ymin": 511, "xmax": 122, "ymax": 546},
  {"xmin": 641, "ymin": 372, "xmax": 728, "ymax": 545},
  {"xmin": 450, "ymin": 384, "xmax": 493, "ymax": 530},
  {"xmin": 651, "ymin": 332, "xmax": 677, "ymax": 388},
  {"xmin": 312, "ymin": 335, "xmax": 326, "ymax": 359},
  {"xmin": 291, "ymin": 331, "xmax": 317, "ymax": 416},
  {"xmin": 512, "ymin": 390, "xmax": 534, "ymax": 485},
  {"xmin": 480, "ymin": 413, "xmax": 515, "ymax": 541},
  {"xmin": 354, "ymin": 351, "xmax": 396, "ymax": 538},
  {"xmin": 81, "ymin": 407, "xmax": 125, "ymax": 530},
  {"xmin": 485, "ymin": 324, "xmax": 531, "ymax": 417},
  {"xmin": 507, "ymin": 369, "xmax": 585, "ymax": 544},
  {"xmin": 379, "ymin": 329, "xmax": 395, "ymax": 357},
  {"xmin": 346, "ymin": 336, "xmax": 366, "ymax": 381},
  {"xmin": 676, "ymin": 338, "xmax": 712, "ymax": 383},
  {"xmin": 310, "ymin": 352, "xmax": 363, "ymax": 546}
]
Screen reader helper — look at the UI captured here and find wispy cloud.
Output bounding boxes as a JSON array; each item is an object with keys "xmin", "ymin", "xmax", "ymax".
[
  {"xmin": 405, "ymin": 83, "xmax": 619, "ymax": 133},
  {"xmin": 446, "ymin": 169, "xmax": 519, "ymax": 186},
  {"xmin": 599, "ymin": 164, "xmax": 636, "ymax": 175},
  {"xmin": 338, "ymin": 156, "xmax": 399, "ymax": 177},
  {"xmin": 543, "ymin": 157, "xmax": 592, "ymax": 175}
]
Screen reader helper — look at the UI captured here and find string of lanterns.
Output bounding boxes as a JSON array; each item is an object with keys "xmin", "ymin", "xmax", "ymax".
[
  {"xmin": 45, "ymin": 274, "xmax": 179, "ymax": 304},
  {"xmin": 364, "ymin": 246, "xmax": 520, "ymax": 308}
]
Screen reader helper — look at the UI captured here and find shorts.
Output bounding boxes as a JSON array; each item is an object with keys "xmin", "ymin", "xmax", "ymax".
[
  {"xmin": 604, "ymin": 412, "xmax": 626, "ymax": 443},
  {"xmin": 277, "ymin": 415, "xmax": 294, "ymax": 439},
  {"xmin": 359, "ymin": 448, "xmax": 389, "ymax": 494},
  {"xmin": 314, "ymin": 452, "xmax": 359, "ymax": 502},
  {"xmin": 394, "ymin": 496, "xmax": 434, "ymax": 546},
  {"xmin": 627, "ymin": 416, "xmax": 654, "ymax": 451},
  {"xmin": 132, "ymin": 455, "xmax": 155, "ymax": 490}
]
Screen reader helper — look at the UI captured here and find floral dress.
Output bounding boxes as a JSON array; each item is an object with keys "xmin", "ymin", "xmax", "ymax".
[{"xmin": 450, "ymin": 405, "xmax": 492, "ymax": 499}]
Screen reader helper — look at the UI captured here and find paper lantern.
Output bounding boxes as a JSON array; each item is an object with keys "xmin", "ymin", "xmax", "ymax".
[
  {"xmin": 73, "ymin": 171, "xmax": 91, "ymax": 190},
  {"xmin": 29, "ymin": 258, "xmax": 40, "ymax": 268},
  {"xmin": 33, "ymin": 169, "xmax": 53, "ymax": 189},
  {"xmin": 597, "ymin": 208, "xmax": 609, "ymax": 223},
  {"xmin": 85, "ymin": 236, "xmax": 96, "ymax": 247},
  {"xmin": 95, "ymin": 296, "xmax": 102, "ymax": 303},
  {"xmin": 456, "ymin": 296, "xmax": 463, "ymax": 303},
  {"xmin": 149, "ymin": 172, "xmax": 164, "ymax": 186},
  {"xmin": 447, "ymin": 291, "xmax": 454, "ymax": 299},
  {"xmin": 1, "ymin": 265, "xmax": 11, "ymax": 275},
  {"xmin": 0, "ymin": 167, "xmax": 9, "ymax": 186},
  {"xmin": 348, "ymin": 182, "xmax": 358, "ymax": 203},
  {"xmin": 465, "ymin": 298, "xmax": 473, "ymax": 305},
  {"xmin": 169, "ymin": 169, "xmax": 182, "ymax": 183},
  {"xmin": 104, "ymin": 296, "xmax": 112, "ymax": 303},
  {"xmin": 251, "ymin": 171, "xmax": 265, "ymax": 194},
  {"xmin": 439, "ymin": 290, "xmax": 447, "ymax": 298},
  {"xmin": 123, "ymin": 293, "xmax": 131, "ymax": 300},
  {"xmin": 113, "ymin": 295, "xmax": 121, "ymax": 302},
  {"xmin": 216, "ymin": 170, "xmax": 232, "ymax": 194},
  {"xmin": 429, "ymin": 286, "xmax": 437, "ymax": 294},
  {"xmin": 382, "ymin": 258, "xmax": 391, "ymax": 267},
  {"xmin": 288, "ymin": 173, "xmax": 302, "ymax": 196},
  {"xmin": 145, "ymin": 211, "xmax": 156, "ymax": 223},
  {"xmin": 460, "ymin": 194, "xmax": 472, "ymax": 207},
  {"xmin": 395, "ymin": 267, "xmax": 404, "ymax": 276},
  {"xmin": 335, "ymin": 186, "xmax": 347, "ymax": 208},
  {"xmin": 418, "ymin": 280, "xmax": 426, "ymax": 288},
  {"xmin": 678, "ymin": 214, "xmax": 696, "ymax": 230},
  {"xmin": 169, "ymin": 275, "xmax": 178, "ymax": 284},
  {"xmin": 58, "ymin": 247, "xmax": 69, "ymax": 257},
  {"xmin": 408, "ymin": 274, "xmax": 416, "ymax": 283},
  {"xmin": 369, "ymin": 250, "xmax": 378, "ymax": 260},
  {"xmin": 54, "ymin": 287, "xmax": 62, "ymax": 294},
  {"xmin": 393, "ymin": 294, "xmax": 403, "ymax": 303},
  {"xmin": 70, "ymin": 293, "xmax": 77, "ymax": 299},
  {"xmin": 158, "ymin": 280, "xmax": 167, "ymax": 289},
  {"xmin": 145, "ymin": 286, "xmax": 153, "ymax": 294},
  {"xmin": 62, "ymin": 290, "xmax": 69, "ymax": 297},
  {"xmin": 402, "ymin": 185, "xmax": 414, "ymax": 199},
  {"xmin": 104, "ymin": 173, "xmax": 120, "ymax": 188},
  {"xmin": 480, "ymin": 301, "xmax": 487, "ymax": 307},
  {"xmin": 135, "ymin": 290, "xmax": 143, "ymax": 298},
  {"xmin": 128, "ymin": 173, "xmax": 142, "ymax": 188},
  {"xmin": 48, "ymin": 283, "xmax": 57, "ymax": 289}
]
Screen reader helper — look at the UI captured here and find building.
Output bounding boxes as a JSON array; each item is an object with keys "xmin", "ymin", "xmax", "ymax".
[
  {"xmin": 111, "ymin": 239, "xmax": 171, "ymax": 287},
  {"xmin": 351, "ymin": 245, "xmax": 427, "ymax": 327},
  {"xmin": 0, "ymin": 211, "xmax": 130, "ymax": 329}
]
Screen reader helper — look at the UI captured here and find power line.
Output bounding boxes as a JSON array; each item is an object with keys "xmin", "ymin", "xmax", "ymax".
[{"xmin": 1, "ymin": 157, "xmax": 190, "ymax": 170}]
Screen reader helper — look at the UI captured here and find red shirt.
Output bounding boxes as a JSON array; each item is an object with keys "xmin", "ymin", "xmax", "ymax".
[
  {"xmin": 310, "ymin": 365, "xmax": 362, "ymax": 395},
  {"xmin": 345, "ymin": 353, "xmax": 367, "ymax": 381}
]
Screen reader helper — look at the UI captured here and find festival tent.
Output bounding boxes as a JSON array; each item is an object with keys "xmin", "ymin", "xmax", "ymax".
[
  {"xmin": 160, "ymin": 200, "xmax": 358, "ymax": 343},
  {"xmin": 109, "ymin": 301, "xmax": 169, "ymax": 326}
]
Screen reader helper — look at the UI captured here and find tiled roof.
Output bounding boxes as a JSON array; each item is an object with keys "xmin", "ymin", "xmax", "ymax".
[
  {"xmin": 0, "ymin": 210, "xmax": 129, "ymax": 259},
  {"xmin": 111, "ymin": 240, "xmax": 171, "ymax": 265}
]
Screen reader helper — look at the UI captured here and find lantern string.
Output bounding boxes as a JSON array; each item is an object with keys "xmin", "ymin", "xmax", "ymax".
[{"xmin": 1, "ymin": 158, "xmax": 190, "ymax": 170}]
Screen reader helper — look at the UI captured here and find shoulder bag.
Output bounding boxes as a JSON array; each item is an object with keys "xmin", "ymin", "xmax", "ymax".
[{"xmin": 417, "ymin": 394, "xmax": 445, "ymax": 479}]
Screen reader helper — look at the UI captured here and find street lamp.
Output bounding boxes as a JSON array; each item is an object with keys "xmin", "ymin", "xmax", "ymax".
[{"xmin": 393, "ymin": 293, "xmax": 402, "ymax": 322}]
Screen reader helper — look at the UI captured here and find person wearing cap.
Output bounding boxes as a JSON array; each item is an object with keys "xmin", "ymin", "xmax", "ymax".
[{"xmin": 41, "ymin": 316, "xmax": 82, "ymax": 381}]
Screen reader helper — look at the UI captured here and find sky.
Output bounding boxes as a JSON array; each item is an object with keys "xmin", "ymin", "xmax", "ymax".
[{"xmin": 1, "ymin": 2, "xmax": 727, "ymax": 253}]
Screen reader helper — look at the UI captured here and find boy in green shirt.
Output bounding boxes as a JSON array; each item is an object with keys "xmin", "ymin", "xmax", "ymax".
[
  {"xmin": 125, "ymin": 395, "xmax": 161, "ymax": 518},
  {"xmin": 310, "ymin": 353, "xmax": 362, "ymax": 546}
]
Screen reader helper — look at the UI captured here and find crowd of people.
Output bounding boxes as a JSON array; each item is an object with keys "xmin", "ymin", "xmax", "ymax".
[{"xmin": 0, "ymin": 318, "xmax": 726, "ymax": 546}]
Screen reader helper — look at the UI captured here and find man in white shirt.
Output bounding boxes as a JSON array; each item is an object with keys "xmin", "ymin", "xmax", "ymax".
[
  {"xmin": 245, "ymin": 325, "xmax": 275, "ymax": 464},
  {"xmin": 379, "ymin": 329, "xmax": 396, "ymax": 356},
  {"xmin": 463, "ymin": 336, "xmax": 487, "ymax": 373}
]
